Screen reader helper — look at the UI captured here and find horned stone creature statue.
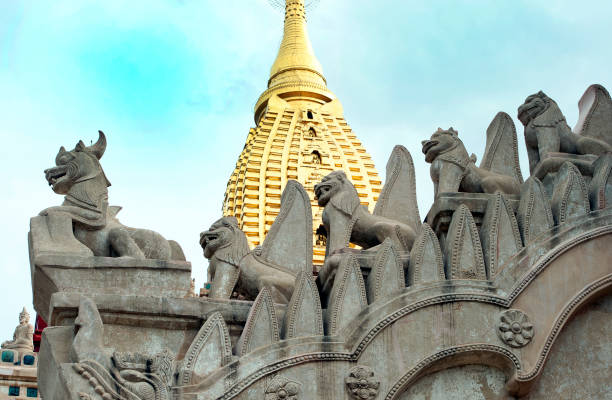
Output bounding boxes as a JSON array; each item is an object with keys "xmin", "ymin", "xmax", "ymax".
[
  {"xmin": 518, "ymin": 90, "xmax": 612, "ymax": 174},
  {"xmin": 36, "ymin": 131, "xmax": 185, "ymax": 260},
  {"xmin": 422, "ymin": 123, "xmax": 521, "ymax": 197},
  {"xmin": 201, "ymin": 180, "xmax": 313, "ymax": 303}
]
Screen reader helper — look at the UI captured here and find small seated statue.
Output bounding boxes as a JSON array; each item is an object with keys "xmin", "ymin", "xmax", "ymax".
[{"xmin": 2, "ymin": 308, "xmax": 34, "ymax": 353}]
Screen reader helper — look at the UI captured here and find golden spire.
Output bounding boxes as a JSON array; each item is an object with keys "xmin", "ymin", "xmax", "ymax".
[
  {"xmin": 268, "ymin": 0, "xmax": 326, "ymax": 88},
  {"xmin": 255, "ymin": 0, "xmax": 335, "ymax": 123}
]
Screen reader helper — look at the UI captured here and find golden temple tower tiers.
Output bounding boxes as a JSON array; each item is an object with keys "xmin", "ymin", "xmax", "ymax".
[{"xmin": 223, "ymin": 0, "xmax": 382, "ymax": 267}]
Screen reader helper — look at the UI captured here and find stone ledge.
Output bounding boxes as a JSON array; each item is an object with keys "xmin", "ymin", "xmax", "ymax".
[{"xmin": 33, "ymin": 252, "xmax": 191, "ymax": 271}]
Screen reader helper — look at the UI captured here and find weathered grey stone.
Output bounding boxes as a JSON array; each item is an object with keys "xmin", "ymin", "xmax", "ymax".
[
  {"xmin": 325, "ymin": 254, "xmax": 367, "ymax": 335},
  {"xmin": 29, "ymin": 251, "xmax": 192, "ymax": 323},
  {"xmin": 179, "ymin": 312, "xmax": 232, "ymax": 385},
  {"xmin": 373, "ymin": 145, "xmax": 421, "ymax": 233},
  {"xmin": 517, "ymin": 177, "xmax": 554, "ymax": 244},
  {"xmin": 259, "ymin": 179, "xmax": 313, "ymax": 274},
  {"xmin": 398, "ymin": 365, "xmax": 509, "ymax": 400},
  {"xmin": 551, "ymin": 162, "xmax": 590, "ymax": 224},
  {"xmin": 444, "ymin": 204, "xmax": 486, "ymax": 280},
  {"xmin": 202, "ymin": 180, "xmax": 313, "ymax": 303},
  {"xmin": 1, "ymin": 307, "xmax": 34, "ymax": 353},
  {"xmin": 38, "ymin": 326, "xmax": 74, "ymax": 400},
  {"xmin": 527, "ymin": 294, "xmax": 612, "ymax": 399},
  {"xmin": 422, "ymin": 127, "xmax": 520, "ymax": 197},
  {"xmin": 69, "ymin": 298, "xmax": 109, "ymax": 368},
  {"xmin": 574, "ymin": 84, "xmax": 612, "ymax": 147},
  {"xmin": 480, "ymin": 111, "xmax": 524, "ymax": 184},
  {"xmin": 589, "ymin": 153, "xmax": 612, "ymax": 210},
  {"xmin": 29, "ymin": 82, "xmax": 612, "ymax": 399},
  {"xmin": 265, "ymin": 375, "xmax": 302, "ymax": 400},
  {"xmin": 497, "ymin": 309, "xmax": 534, "ymax": 348},
  {"xmin": 315, "ymin": 171, "xmax": 417, "ymax": 256},
  {"xmin": 366, "ymin": 239, "xmax": 404, "ymax": 303},
  {"xmin": 201, "ymin": 216, "xmax": 248, "ymax": 299},
  {"xmin": 236, "ymin": 287, "xmax": 280, "ymax": 356},
  {"xmin": 518, "ymin": 90, "xmax": 612, "ymax": 175},
  {"xmin": 37, "ymin": 131, "xmax": 185, "ymax": 260},
  {"xmin": 408, "ymin": 223, "xmax": 445, "ymax": 284},
  {"xmin": 481, "ymin": 192, "xmax": 523, "ymax": 277},
  {"xmin": 425, "ymin": 192, "xmax": 521, "ymax": 241},
  {"xmin": 282, "ymin": 271, "xmax": 323, "ymax": 339},
  {"xmin": 345, "ymin": 365, "xmax": 379, "ymax": 399}
]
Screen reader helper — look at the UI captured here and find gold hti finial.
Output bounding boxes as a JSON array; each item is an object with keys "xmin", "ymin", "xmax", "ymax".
[{"xmin": 268, "ymin": 0, "xmax": 326, "ymax": 88}]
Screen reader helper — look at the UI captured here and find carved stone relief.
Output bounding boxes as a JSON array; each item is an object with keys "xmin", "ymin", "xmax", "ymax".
[
  {"xmin": 366, "ymin": 239, "xmax": 404, "ymax": 303},
  {"xmin": 517, "ymin": 177, "xmax": 554, "ymax": 244},
  {"xmin": 408, "ymin": 223, "xmax": 445, "ymax": 284},
  {"xmin": 551, "ymin": 162, "xmax": 590, "ymax": 224},
  {"xmin": 481, "ymin": 192, "xmax": 523, "ymax": 277},
  {"xmin": 497, "ymin": 309, "xmax": 534, "ymax": 348},
  {"xmin": 345, "ymin": 365, "xmax": 380, "ymax": 400},
  {"xmin": 265, "ymin": 375, "xmax": 301, "ymax": 400},
  {"xmin": 444, "ymin": 204, "xmax": 487, "ymax": 280}
]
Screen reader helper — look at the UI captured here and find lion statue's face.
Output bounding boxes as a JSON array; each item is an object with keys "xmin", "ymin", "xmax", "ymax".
[
  {"xmin": 200, "ymin": 217, "xmax": 242, "ymax": 259},
  {"xmin": 421, "ymin": 128, "xmax": 460, "ymax": 163},
  {"xmin": 44, "ymin": 131, "xmax": 108, "ymax": 195},
  {"xmin": 518, "ymin": 91, "xmax": 549, "ymax": 126},
  {"xmin": 314, "ymin": 171, "xmax": 349, "ymax": 207}
]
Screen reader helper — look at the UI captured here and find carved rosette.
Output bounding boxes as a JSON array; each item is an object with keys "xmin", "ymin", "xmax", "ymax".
[
  {"xmin": 498, "ymin": 309, "xmax": 534, "ymax": 348},
  {"xmin": 345, "ymin": 365, "xmax": 380, "ymax": 399},
  {"xmin": 265, "ymin": 376, "xmax": 301, "ymax": 400}
]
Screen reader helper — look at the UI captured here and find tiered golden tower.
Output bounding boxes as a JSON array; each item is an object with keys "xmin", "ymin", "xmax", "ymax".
[{"xmin": 223, "ymin": 0, "xmax": 382, "ymax": 266}]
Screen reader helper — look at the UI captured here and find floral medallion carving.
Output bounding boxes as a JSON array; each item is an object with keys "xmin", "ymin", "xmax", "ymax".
[
  {"xmin": 345, "ymin": 365, "xmax": 380, "ymax": 399},
  {"xmin": 265, "ymin": 375, "xmax": 301, "ymax": 400},
  {"xmin": 498, "ymin": 309, "xmax": 534, "ymax": 348}
]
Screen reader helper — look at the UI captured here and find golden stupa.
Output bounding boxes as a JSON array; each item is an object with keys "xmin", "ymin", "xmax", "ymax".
[{"xmin": 223, "ymin": 0, "xmax": 382, "ymax": 266}]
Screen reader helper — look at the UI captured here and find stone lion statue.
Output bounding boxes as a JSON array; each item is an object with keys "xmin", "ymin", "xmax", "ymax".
[
  {"xmin": 518, "ymin": 90, "xmax": 612, "ymax": 174},
  {"xmin": 37, "ymin": 131, "xmax": 185, "ymax": 260},
  {"xmin": 201, "ymin": 216, "xmax": 297, "ymax": 304},
  {"xmin": 315, "ymin": 170, "xmax": 416, "ymax": 256},
  {"xmin": 422, "ymin": 127, "xmax": 520, "ymax": 197},
  {"xmin": 201, "ymin": 216, "xmax": 249, "ymax": 299}
]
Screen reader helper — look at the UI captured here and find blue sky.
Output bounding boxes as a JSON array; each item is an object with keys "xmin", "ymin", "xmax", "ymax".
[{"xmin": 0, "ymin": 0, "xmax": 610, "ymax": 339}]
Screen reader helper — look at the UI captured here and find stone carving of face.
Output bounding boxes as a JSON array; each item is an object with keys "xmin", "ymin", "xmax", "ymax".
[
  {"xmin": 314, "ymin": 171, "xmax": 346, "ymax": 207},
  {"xmin": 19, "ymin": 311, "xmax": 29, "ymax": 325},
  {"xmin": 44, "ymin": 131, "xmax": 107, "ymax": 194},
  {"xmin": 421, "ymin": 128, "xmax": 459, "ymax": 163},
  {"xmin": 517, "ymin": 91, "xmax": 549, "ymax": 126},
  {"xmin": 200, "ymin": 217, "xmax": 239, "ymax": 259}
]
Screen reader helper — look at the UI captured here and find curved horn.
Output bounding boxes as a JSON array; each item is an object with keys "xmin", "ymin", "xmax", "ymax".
[{"xmin": 89, "ymin": 130, "xmax": 107, "ymax": 160}]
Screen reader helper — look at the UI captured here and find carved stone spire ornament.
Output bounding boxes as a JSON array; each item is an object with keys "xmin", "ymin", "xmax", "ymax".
[
  {"xmin": 282, "ymin": 271, "xmax": 324, "ymax": 339},
  {"xmin": 325, "ymin": 254, "xmax": 368, "ymax": 335},
  {"xmin": 517, "ymin": 177, "xmax": 555, "ymax": 244},
  {"xmin": 366, "ymin": 239, "xmax": 404, "ymax": 303},
  {"xmin": 481, "ymin": 192, "xmax": 523, "ymax": 277},
  {"xmin": 551, "ymin": 162, "xmax": 590, "ymax": 224},
  {"xmin": 408, "ymin": 223, "xmax": 445, "ymax": 284},
  {"xmin": 237, "ymin": 287, "xmax": 280, "ymax": 356},
  {"xmin": 444, "ymin": 204, "xmax": 486, "ymax": 280},
  {"xmin": 589, "ymin": 153, "xmax": 612, "ymax": 210}
]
